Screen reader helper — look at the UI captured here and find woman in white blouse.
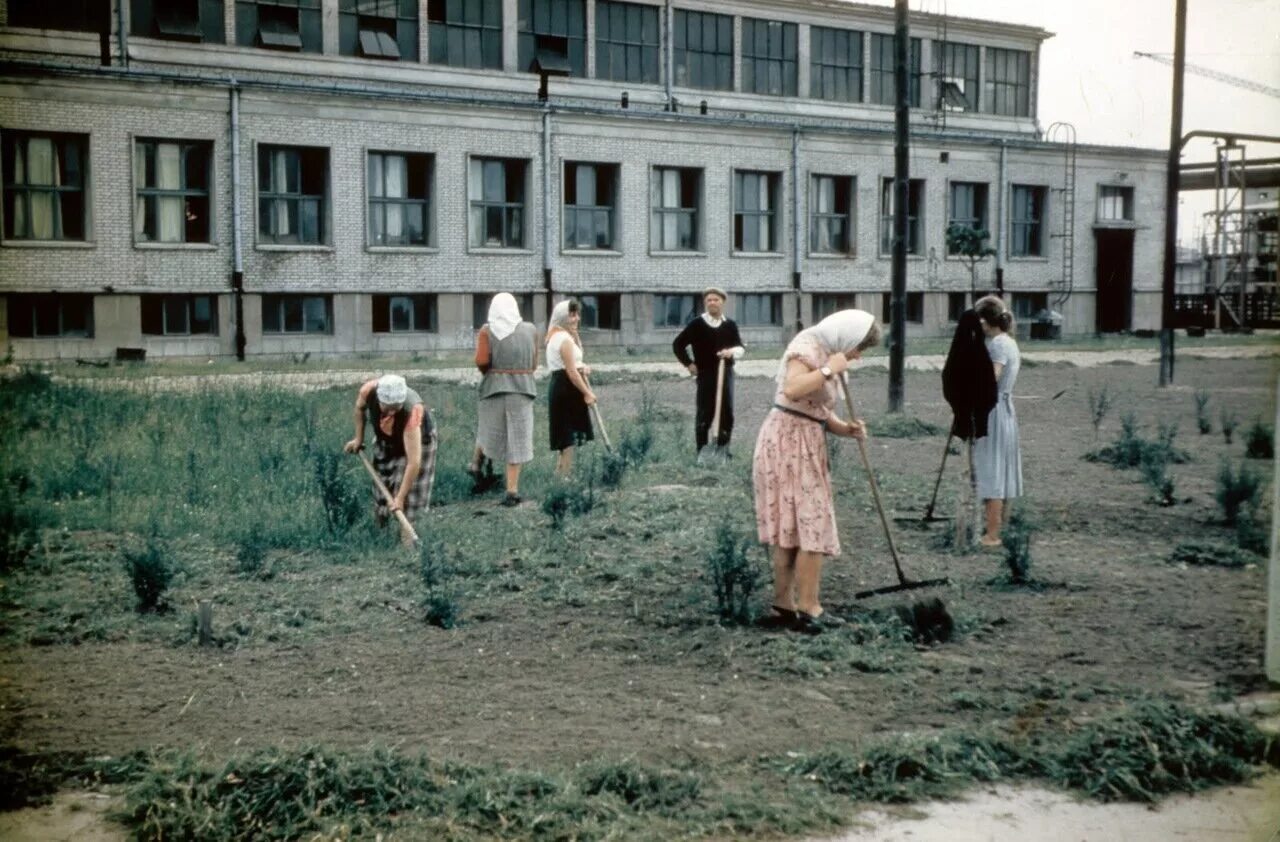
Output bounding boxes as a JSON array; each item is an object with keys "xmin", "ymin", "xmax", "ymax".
[{"xmin": 545, "ymin": 299, "xmax": 597, "ymax": 476}]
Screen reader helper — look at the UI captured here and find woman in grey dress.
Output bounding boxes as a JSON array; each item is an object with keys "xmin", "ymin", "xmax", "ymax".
[
  {"xmin": 972, "ymin": 295, "xmax": 1023, "ymax": 547},
  {"xmin": 470, "ymin": 293, "xmax": 538, "ymax": 507}
]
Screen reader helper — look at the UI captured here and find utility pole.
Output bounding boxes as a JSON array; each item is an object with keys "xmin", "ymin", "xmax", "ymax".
[
  {"xmin": 889, "ymin": 0, "xmax": 909, "ymax": 412},
  {"xmin": 1159, "ymin": 0, "xmax": 1187, "ymax": 387}
]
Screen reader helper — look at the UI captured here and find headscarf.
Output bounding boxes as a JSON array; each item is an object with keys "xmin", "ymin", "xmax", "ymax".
[
  {"xmin": 487, "ymin": 293, "xmax": 521, "ymax": 341},
  {"xmin": 546, "ymin": 299, "xmax": 580, "ymax": 348},
  {"xmin": 941, "ymin": 309, "xmax": 998, "ymax": 441},
  {"xmin": 375, "ymin": 373, "xmax": 407, "ymax": 406},
  {"xmin": 777, "ymin": 309, "xmax": 875, "ymax": 383}
]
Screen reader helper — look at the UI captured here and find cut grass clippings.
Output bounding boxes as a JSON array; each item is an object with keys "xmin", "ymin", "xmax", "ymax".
[{"xmin": 1167, "ymin": 541, "xmax": 1261, "ymax": 568}]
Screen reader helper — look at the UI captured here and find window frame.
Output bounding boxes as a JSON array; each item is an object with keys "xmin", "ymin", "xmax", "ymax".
[
  {"xmin": 934, "ymin": 41, "xmax": 980, "ymax": 111},
  {"xmin": 594, "ymin": 0, "xmax": 660, "ymax": 84},
  {"xmin": 947, "ymin": 291, "xmax": 970, "ymax": 322},
  {"xmin": 869, "ymin": 33, "xmax": 921, "ymax": 107},
  {"xmin": 256, "ymin": 143, "xmax": 329, "ymax": 247},
  {"xmin": 339, "ymin": 0, "xmax": 419, "ymax": 62},
  {"xmin": 809, "ymin": 173, "xmax": 856, "ymax": 257},
  {"xmin": 373, "ymin": 293, "xmax": 438, "ymax": 333},
  {"xmin": 518, "ymin": 0, "xmax": 587, "ymax": 77},
  {"xmin": 427, "ymin": 0, "xmax": 502, "ymax": 69},
  {"xmin": 880, "ymin": 177, "xmax": 925, "ymax": 256},
  {"xmin": 133, "ymin": 137, "xmax": 214, "ymax": 246},
  {"xmin": 235, "ymin": 0, "xmax": 323, "ymax": 53},
  {"xmin": 1, "ymin": 131, "xmax": 90, "ymax": 244},
  {"xmin": 983, "ymin": 47, "xmax": 1031, "ymax": 117},
  {"xmin": 733, "ymin": 169, "xmax": 781, "ymax": 254},
  {"xmin": 562, "ymin": 161, "xmax": 619, "ymax": 252},
  {"xmin": 468, "ymin": 156, "xmax": 529, "ymax": 251},
  {"xmin": 809, "ymin": 25, "xmax": 863, "ymax": 103},
  {"xmin": 366, "ymin": 149, "xmax": 434, "ymax": 249},
  {"xmin": 141, "ymin": 293, "xmax": 219, "ymax": 336},
  {"xmin": 261, "ymin": 293, "xmax": 333, "ymax": 334},
  {"xmin": 741, "ymin": 18, "xmax": 798, "ymax": 97},
  {"xmin": 578, "ymin": 293, "xmax": 621, "ymax": 331},
  {"xmin": 881, "ymin": 291, "xmax": 924, "ymax": 324},
  {"xmin": 130, "ymin": 0, "xmax": 227, "ymax": 44},
  {"xmin": 1011, "ymin": 291, "xmax": 1049, "ymax": 321},
  {"xmin": 650, "ymin": 165, "xmax": 702, "ymax": 254},
  {"xmin": 5, "ymin": 293, "xmax": 94, "ymax": 338},
  {"xmin": 1097, "ymin": 184, "xmax": 1135, "ymax": 223},
  {"xmin": 736, "ymin": 293, "xmax": 782, "ymax": 326},
  {"xmin": 652, "ymin": 293, "xmax": 699, "ymax": 329},
  {"xmin": 7, "ymin": 0, "xmax": 101, "ymax": 31},
  {"xmin": 1009, "ymin": 184, "xmax": 1048, "ymax": 258},
  {"xmin": 672, "ymin": 8, "xmax": 734, "ymax": 91},
  {"xmin": 812, "ymin": 292, "xmax": 858, "ymax": 323},
  {"xmin": 946, "ymin": 180, "xmax": 989, "ymax": 257}
]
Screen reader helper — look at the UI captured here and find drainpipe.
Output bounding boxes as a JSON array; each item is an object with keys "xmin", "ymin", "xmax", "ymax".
[
  {"xmin": 664, "ymin": 0, "xmax": 674, "ymax": 109},
  {"xmin": 791, "ymin": 126, "xmax": 803, "ymax": 333},
  {"xmin": 995, "ymin": 138, "xmax": 1006, "ymax": 294},
  {"xmin": 542, "ymin": 107, "xmax": 553, "ymax": 322},
  {"xmin": 116, "ymin": 0, "xmax": 128, "ymax": 68},
  {"xmin": 230, "ymin": 80, "xmax": 246, "ymax": 361}
]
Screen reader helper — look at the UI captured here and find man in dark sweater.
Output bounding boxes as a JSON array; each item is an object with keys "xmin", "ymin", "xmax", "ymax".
[{"xmin": 672, "ymin": 287, "xmax": 745, "ymax": 452}]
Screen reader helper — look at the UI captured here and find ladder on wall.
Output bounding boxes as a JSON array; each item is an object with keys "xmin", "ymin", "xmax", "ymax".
[{"xmin": 1047, "ymin": 122, "xmax": 1077, "ymax": 308}]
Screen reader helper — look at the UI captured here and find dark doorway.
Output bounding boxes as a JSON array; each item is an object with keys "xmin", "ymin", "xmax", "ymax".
[{"xmin": 1095, "ymin": 229, "xmax": 1134, "ymax": 332}]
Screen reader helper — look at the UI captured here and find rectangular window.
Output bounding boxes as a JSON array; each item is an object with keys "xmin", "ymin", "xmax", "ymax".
[
  {"xmin": 563, "ymin": 162, "xmax": 617, "ymax": 250},
  {"xmin": 1011, "ymin": 291, "xmax": 1048, "ymax": 320},
  {"xmin": 579, "ymin": 293, "xmax": 621, "ymax": 330},
  {"xmin": 881, "ymin": 291, "xmax": 923, "ymax": 324},
  {"xmin": 235, "ymin": 0, "xmax": 323, "ymax": 52},
  {"xmin": 673, "ymin": 9, "xmax": 733, "ymax": 91},
  {"xmin": 935, "ymin": 41, "xmax": 980, "ymax": 111},
  {"xmin": 339, "ymin": 0, "xmax": 418, "ymax": 61},
  {"xmin": 1010, "ymin": 185, "xmax": 1046, "ymax": 257},
  {"xmin": 650, "ymin": 167, "xmax": 700, "ymax": 252},
  {"xmin": 368, "ymin": 151, "xmax": 432, "ymax": 247},
  {"xmin": 734, "ymin": 170, "xmax": 780, "ymax": 253},
  {"xmin": 738, "ymin": 293, "xmax": 782, "ymax": 326},
  {"xmin": 595, "ymin": 0, "xmax": 660, "ymax": 84},
  {"xmin": 134, "ymin": 139, "xmax": 212, "ymax": 244},
  {"xmin": 373, "ymin": 293, "xmax": 437, "ymax": 333},
  {"xmin": 983, "ymin": 47, "xmax": 1031, "ymax": 117},
  {"xmin": 468, "ymin": 157, "xmax": 527, "ymax": 249},
  {"xmin": 653, "ymin": 293, "xmax": 699, "ymax": 328},
  {"xmin": 869, "ymin": 33, "xmax": 921, "ymax": 106},
  {"xmin": 742, "ymin": 18, "xmax": 797, "ymax": 97},
  {"xmin": 261, "ymin": 293, "xmax": 332, "ymax": 333},
  {"xmin": 810, "ymin": 174, "xmax": 855, "ymax": 255},
  {"xmin": 880, "ymin": 177, "xmax": 924, "ymax": 255},
  {"xmin": 257, "ymin": 145, "xmax": 328, "ymax": 245},
  {"xmin": 518, "ymin": 0, "xmax": 586, "ymax": 77},
  {"xmin": 2, "ymin": 132, "xmax": 88, "ymax": 242},
  {"xmin": 141, "ymin": 294, "xmax": 218, "ymax": 335},
  {"xmin": 131, "ymin": 0, "xmax": 227, "ymax": 43},
  {"xmin": 1097, "ymin": 185, "xmax": 1134, "ymax": 222},
  {"xmin": 427, "ymin": 0, "xmax": 502, "ymax": 69},
  {"xmin": 810, "ymin": 26, "xmax": 862, "ymax": 103},
  {"xmin": 7, "ymin": 0, "xmax": 101, "ymax": 31},
  {"xmin": 472, "ymin": 293, "xmax": 535, "ymax": 329},
  {"xmin": 946, "ymin": 181, "xmax": 988, "ymax": 255},
  {"xmin": 6, "ymin": 293, "xmax": 94, "ymax": 338},
  {"xmin": 947, "ymin": 291, "xmax": 969, "ymax": 322},
  {"xmin": 812, "ymin": 292, "xmax": 857, "ymax": 322}
]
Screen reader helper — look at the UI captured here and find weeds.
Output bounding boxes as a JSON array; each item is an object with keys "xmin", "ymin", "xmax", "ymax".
[
  {"xmin": 1193, "ymin": 390, "xmax": 1212, "ymax": 434},
  {"xmin": 312, "ymin": 451, "xmax": 363, "ymax": 537},
  {"xmin": 1167, "ymin": 541, "xmax": 1258, "ymax": 568},
  {"xmin": 599, "ymin": 450, "xmax": 628, "ymax": 489},
  {"xmin": 122, "ymin": 536, "xmax": 175, "ymax": 613},
  {"xmin": 542, "ymin": 478, "xmax": 598, "ymax": 529},
  {"xmin": 1139, "ymin": 447, "xmax": 1176, "ymax": 506},
  {"xmin": 1220, "ymin": 408, "xmax": 1239, "ymax": 444},
  {"xmin": 705, "ymin": 524, "xmax": 762, "ymax": 625},
  {"xmin": 1215, "ymin": 459, "xmax": 1261, "ymax": 525},
  {"xmin": 1086, "ymin": 385, "xmax": 1113, "ymax": 441},
  {"xmin": 1087, "ymin": 414, "xmax": 1188, "ymax": 470},
  {"xmin": 1244, "ymin": 419, "xmax": 1274, "ymax": 459},
  {"xmin": 577, "ymin": 759, "xmax": 702, "ymax": 811},
  {"xmin": 868, "ymin": 415, "xmax": 942, "ymax": 438},
  {"xmin": 235, "ymin": 523, "xmax": 270, "ymax": 578},
  {"xmin": 1000, "ymin": 508, "xmax": 1035, "ymax": 584}
]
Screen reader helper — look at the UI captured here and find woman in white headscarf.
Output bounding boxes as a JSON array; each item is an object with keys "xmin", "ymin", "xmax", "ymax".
[
  {"xmin": 545, "ymin": 298, "xmax": 596, "ymax": 477},
  {"xmin": 752, "ymin": 309, "xmax": 881, "ymax": 634},
  {"xmin": 469, "ymin": 293, "xmax": 538, "ymax": 506}
]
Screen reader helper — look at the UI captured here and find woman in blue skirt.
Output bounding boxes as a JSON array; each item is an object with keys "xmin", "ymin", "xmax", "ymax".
[{"xmin": 972, "ymin": 295, "xmax": 1023, "ymax": 547}]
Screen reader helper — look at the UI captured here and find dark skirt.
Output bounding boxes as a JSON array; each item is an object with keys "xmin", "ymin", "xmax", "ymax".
[{"xmin": 548, "ymin": 370, "xmax": 594, "ymax": 451}]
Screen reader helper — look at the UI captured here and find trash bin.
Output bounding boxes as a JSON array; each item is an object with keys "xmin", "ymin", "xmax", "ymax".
[{"xmin": 1029, "ymin": 309, "xmax": 1063, "ymax": 341}]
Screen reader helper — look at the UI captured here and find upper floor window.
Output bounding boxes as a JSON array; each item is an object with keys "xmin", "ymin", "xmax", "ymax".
[
  {"xmin": 742, "ymin": 19, "xmax": 797, "ymax": 97},
  {"xmin": 737, "ymin": 293, "xmax": 782, "ymax": 326},
  {"xmin": 1010, "ymin": 184, "xmax": 1046, "ymax": 257},
  {"xmin": 258, "ymin": 145, "xmax": 328, "ymax": 245},
  {"xmin": 947, "ymin": 181, "xmax": 988, "ymax": 254},
  {"xmin": 134, "ymin": 139, "xmax": 212, "ymax": 244},
  {"xmin": 869, "ymin": 34, "xmax": 921, "ymax": 107},
  {"xmin": 880, "ymin": 177, "xmax": 924, "ymax": 255},
  {"xmin": 810, "ymin": 174, "xmax": 854, "ymax": 255},
  {"xmin": 580, "ymin": 293, "xmax": 621, "ymax": 330},
  {"xmin": 235, "ymin": 0, "xmax": 322, "ymax": 53},
  {"xmin": 650, "ymin": 166, "xmax": 700, "ymax": 252},
  {"xmin": 6, "ymin": 293, "xmax": 93, "ymax": 338},
  {"xmin": 673, "ymin": 9, "xmax": 732, "ymax": 91},
  {"xmin": 373, "ymin": 294, "xmax": 437, "ymax": 333},
  {"xmin": 469, "ymin": 157, "xmax": 527, "ymax": 249},
  {"xmin": 141, "ymin": 294, "xmax": 218, "ymax": 335},
  {"xmin": 472, "ymin": 292, "xmax": 535, "ymax": 328},
  {"xmin": 595, "ymin": 0, "xmax": 660, "ymax": 84},
  {"xmin": 810, "ymin": 26, "xmax": 862, "ymax": 103},
  {"xmin": 935, "ymin": 41, "xmax": 980, "ymax": 111},
  {"xmin": 339, "ymin": 0, "xmax": 418, "ymax": 61},
  {"xmin": 984, "ymin": 47, "xmax": 1031, "ymax": 117},
  {"xmin": 2, "ymin": 132, "xmax": 87, "ymax": 242},
  {"xmin": 130, "ymin": 0, "xmax": 227, "ymax": 43},
  {"xmin": 368, "ymin": 151, "xmax": 432, "ymax": 247},
  {"xmin": 518, "ymin": 0, "xmax": 586, "ymax": 77},
  {"xmin": 653, "ymin": 293, "xmax": 698, "ymax": 328},
  {"xmin": 7, "ymin": 0, "xmax": 100, "ymax": 31},
  {"xmin": 1097, "ymin": 185, "xmax": 1134, "ymax": 222},
  {"xmin": 563, "ymin": 162, "xmax": 617, "ymax": 251},
  {"xmin": 427, "ymin": 0, "xmax": 501, "ymax": 68},
  {"xmin": 734, "ymin": 170, "xmax": 780, "ymax": 253}
]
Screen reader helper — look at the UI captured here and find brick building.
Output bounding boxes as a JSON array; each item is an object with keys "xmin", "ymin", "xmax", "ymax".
[{"xmin": 0, "ymin": 0, "xmax": 1166, "ymax": 359}]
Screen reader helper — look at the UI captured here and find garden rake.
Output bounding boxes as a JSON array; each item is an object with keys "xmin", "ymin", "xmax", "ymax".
[
  {"xmin": 837, "ymin": 373, "xmax": 949, "ymax": 599},
  {"xmin": 583, "ymin": 373, "xmax": 613, "ymax": 454},
  {"xmin": 894, "ymin": 431, "xmax": 954, "ymax": 525},
  {"xmin": 697, "ymin": 358, "xmax": 730, "ymax": 466},
  {"xmin": 354, "ymin": 451, "xmax": 420, "ymax": 547}
]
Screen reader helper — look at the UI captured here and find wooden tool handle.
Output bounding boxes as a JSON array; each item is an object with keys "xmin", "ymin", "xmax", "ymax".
[
  {"xmin": 838, "ymin": 373, "xmax": 907, "ymax": 582},
  {"xmin": 709, "ymin": 357, "xmax": 726, "ymax": 440},
  {"xmin": 356, "ymin": 451, "xmax": 420, "ymax": 545}
]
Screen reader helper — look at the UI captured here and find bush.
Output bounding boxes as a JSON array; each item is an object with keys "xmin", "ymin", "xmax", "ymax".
[
  {"xmin": 1087, "ymin": 415, "xmax": 1188, "ymax": 470},
  {"xmin": 705, "ymin": 524, "xmax": 762, "ymax": 625},
  {"xmin": 1139, "ymin": 448, "xmax": 1176, "ymax": 507},
  {"xmin": 599, "ymin": 450, "xmax": 628, "ymax": 489},
  {"xmin": 313, "ymin": 451, "xmax": 363, "ymax": 537},
  {"xmin": 542, "ymin": 476, "xmax": 597, "ymax": 529},
  {"xmin": 1086, "ymin": 385, "xmax": 1113, "ymax": 441},
  {"xmin": 1001, "ymin": 508, "xmax": 1035, "ymax": 584},
  {"xmin": 235, "ymin": 524, "xmax": 270, "ymax": 578},
  {"xmin": 423, "ymin": 589, "xmax": 461, "ymax": 629},
  {"xmin": 123, "ymin": 537, "xmax": 175, "ymax": 613},
  {"xmin": 1193, "ymin": 390, "xmax": 1212, "ymax": 435},
  {"xmin": 1236, "ymin": 510, "xmax": 1270, "ymax": 556},
  {"xmin": 1215, "ymin": 460, "xmax": 1262, "ymax": 526},
  {"xmin": 577, "ymin": 760, "xmax": 702, "ymax": 811},
  {"xmin": 1245, "ymin": 419, "xmax": 1274, "ymax": 459},
  {"xmin": 1220, "ymin": 408, "xmax": 1239, "ymax": 444},
  {"xmin": 618, "ymin": 423, "xmax": 654, "ymax": 466}
]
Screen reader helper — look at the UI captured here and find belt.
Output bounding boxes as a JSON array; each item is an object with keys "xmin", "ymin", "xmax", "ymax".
[{"xmin": 772, "ymin": 404, "xmax": 827, "ymax": 428}]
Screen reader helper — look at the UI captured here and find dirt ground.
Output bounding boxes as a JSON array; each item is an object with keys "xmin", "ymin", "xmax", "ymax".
[{"xmin": 0, "ymin": 355, "xmax": 1277, "ymax": 830}]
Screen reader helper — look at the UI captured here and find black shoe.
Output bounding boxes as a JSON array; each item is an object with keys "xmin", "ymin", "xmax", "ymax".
[
  {"xmin": 755, "ymin": 606, "xmax": 797, "ymax": 630},
  {"xmin": 500, "ymin": 493, "xmax": 522, "ymax": 507},
  {"xmin": 791, "ymin": 610, "xmax": 846, "ymax": 635}
]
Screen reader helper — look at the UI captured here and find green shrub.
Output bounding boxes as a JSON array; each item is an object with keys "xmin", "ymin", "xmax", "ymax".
[
  {"xmin": 313, "ymin": 451, "xmax": 363, "ymax": 537},
  {"xmin": 423, "ymin": 589, "xmax": 461, "ymax": 629},
  {"xmin": 1001, "ymin": 508, "xmax": 1035, "ymax": 584},
  {"xmin": 1086, "ymin": 385, "xmax": 1113, "ymax": 441},
  {"xmin": 1193, "ymin": 390, "xmax": 1212, "ymax": 435},
  {"xmin": 542, "ymin": 477, "xmax": 597, "ymax": 529},
  {"xmin": 1235, "ymin": 510, "xmax": 1270, "ymax": 556},
  {"xmin": 705, "ymin": 524, "xmax": 762, "ymax": 625},
  {"xmin": 577, "ymin": 760, "xmax": 702, "ymax": 811},
  {"xmin": 235, "ymin": 524, "xmax": 270, "ymax": 579},
  {"xmin": 599, "ymin": 450, "xmax": 628, "ymax": 489},
  {"xmin": 1167, "ymin": 541, "xmax": 1258, "ymax": 568},
  {"xmin": 1087, "ymin": 415, "xmax": 1188, "ymax": 470},
  {"xmin": 618, "ymin": 423, "xmax": 655, "ymax": 466},
  {"xmin": 1245, "ymin": 419, "xmax": 1274, "ymax": 459},
  {"xmin": 868, "ymin": 415, "xmax": 942, "ymax": 439},
  {"xmin": 418, "ymin": 539, "xmax": 449, "ymax": 589},
  {"xmin": 1139, "ymin": 448, "xmax": 1176, "ymax": 506},
  {"xmin": 1220, "ymin": 408, "xmax": 1239, "ymax": 444},
  {"xmin": 1215, "ymin": 459, "xmax": 1262, "ymax": 525},
  {"xmin": 123, "ymin": 537, "xmax": 175, "ymax": 613}
]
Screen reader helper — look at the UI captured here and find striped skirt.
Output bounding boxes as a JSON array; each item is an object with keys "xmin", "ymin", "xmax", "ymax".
[
  {"xmin": 477, "ymin": 392, "xmax": 535, "ymax": 465},
  {"xmin": 372, "ymin": 420, "xmax": 438, "ymax": 519}
]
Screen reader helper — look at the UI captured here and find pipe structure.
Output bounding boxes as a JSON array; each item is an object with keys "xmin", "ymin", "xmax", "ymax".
[
  {"xmin": 230, "ymin": 80, "xmax": 246, "ymax": 361},
  {"xmin": 664, "ymin": 0, "xmax": 674, "ymax": 110},
  {"xmin": 542, "ymin": 107, "xmax": 554, "ymax": 322},
  {"xmin": 889, "ymin": 0, "xmax": 909, "ymax": 413},
  {"xmin": 995, "ymin": 139, "xmax": 1006, "ymax": 275},
  {"xmin": 791, "ymin": 126, "xmax": 803, "ymax": 333},
  {"xmin": 116, "ymin": 0, "xmax": 128, "ymax": 68},
  {"xmin": 1159, "ymin": 0, "xmax": 1186, "ymax": 387}
]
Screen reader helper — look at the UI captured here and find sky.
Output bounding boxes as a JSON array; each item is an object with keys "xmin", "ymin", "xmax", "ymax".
[{"xmin": 859, "ymin": 0, "xmax": 1280, "ymax": 245}]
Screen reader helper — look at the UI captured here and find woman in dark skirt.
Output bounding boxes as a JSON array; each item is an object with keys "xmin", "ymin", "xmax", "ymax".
[{"xmin": 545, "ymin": 298, "xmax": 596, "ymax": 476}]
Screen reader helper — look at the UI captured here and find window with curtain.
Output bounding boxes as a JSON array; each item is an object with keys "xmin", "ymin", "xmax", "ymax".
[
  {"xmin": 734, "ymin": 170, "xmax": 780, "ymax": 253},
  {"xmin": 1011, "ymin": 291, "xmax": 1048, "ymax": 319},
  {"xmin": 7, "ymin": 0, "xmax": 101, "ymax": 31},
  {"xmin": 131, "ymin": 0, "xmax": 228, "ymax": 43},
  {"xmin": 468, "ymin": 157, "xmax": 527, "ymax": 248},
  {"xmin": 368, "ymin": 151, "xmax": 432, "ymax": 247},
  {"xmin": 650, "ymin": 167, "xmax": 700, "ymax": 252},
  {"xmin": 141, "ymin": 294, "xmax": 218, "ymax": 335},
  {"xmin": 947, "ymin": 292, "xmax": 969, "ymax": 322},
  {"xmin": 258, "ymin": 145, "xmax": 327, "ymax": 245},
  {"xmin": 339, "ymin": 0, "xmax": 418, "ymax": 60},
  {"xmin": 373, "ymin": 294, "xmax": 437, "ymax": 332},
  {"xmin": 6, "ymin": 293, "xmax": 94, "ymax": 337},
  {"xmin": 427, "ymin": 0, "xmax": 502, "ymax": 69},
  {"xmin": 810, "ymin": 174, "xmax": 854, "ymax": 255},
  {"xmin": 810, "ymin": 26, "xmax": 862, "ymax": 103},
  {"xmin": 2, "ymin": 132, "xmax": 88, "ymax": 242},
  {"xmin": 563, "ymin": 162, "xmax": 617, "ymax": 250},
  {"xmin": 1010, "ymin": 185, "xmax": 1046, "ymax": 257},
  {"xmin": 595, "ymin": 0, "xmax": 659, "ymax": 84},
  {"xmin": 262, "ymin": 294, "xmax": 332, "ymax": 333},
  {"xmin": 742, "ymin": 18, "xmax": 797, "ymax": 97},
  {"xmin": 673, "ymin": 9, "xmax": 733, "ymax": 91},
  {"xmin": 1097, "ymin": 185, "xmax": 1134, "ymax": 221},
  {"xmin": 869, "ymin": 33, "xmax": 921, "ymax": 106},
  {"xmin": 518, "ymin": 0, "xmax": 586, "ymax": 76},
  {"xmin": 472, "ymin": 293, "xmax": 535, "ymax": 329},
  {"xmin": 947, "ymin": 181, "xmax": 988, "ymax": 254},
  {"xmin": 983, "ymin": 47, "xmax": 1031, "ymax": 117},
  {"xmin": 235, "ymin": 0, "xmax": 322, "ymax": 52},
  {"xmin": 935, "ymin": 41, "xmax": 980, "ymax": 111},
  {"xmin": 135, "ymin": 139, "xmax": 212, "ymax": 244},
  {"xmin": 882, "ymin": 291, "xmax": 923, "ymax": 324},
  {"xmin": 880, "ymin": 177, "xmax": 924, "ymax": 255},
  {"xmin": 652, "ymin": 293, "xmax": 698, "ymax": 328},
  {"xmin": 738, "ymin": 293, "xmax": 782, "ymax": 326},
  {"xmin": 579, "ymin": 294, "xmax": 620, "ymax": 330},
  {"xmin": 812, "ymin": 293, "xmax": 857, "ymax": 322}
]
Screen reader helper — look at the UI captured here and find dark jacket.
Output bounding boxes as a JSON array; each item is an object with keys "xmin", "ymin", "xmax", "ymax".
[{"xmin": 941, "ymin": 310, "xmax": 998, "ymax": 441}]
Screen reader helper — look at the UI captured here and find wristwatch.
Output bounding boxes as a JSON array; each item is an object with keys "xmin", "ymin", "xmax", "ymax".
[{"xmin": 819, "ymin": 365, "xmax": 833, "ymax": 380}]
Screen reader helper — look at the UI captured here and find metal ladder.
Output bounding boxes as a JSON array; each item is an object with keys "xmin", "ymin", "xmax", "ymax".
[{"xmin": 1046, "ymin": 122, "xmax": 1077, "ymax": 308}]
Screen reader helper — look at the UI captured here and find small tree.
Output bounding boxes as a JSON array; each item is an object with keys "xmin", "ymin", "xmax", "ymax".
[{"xmin": 946, "ymin": 224, "xmax": 997, "ymax": 294}]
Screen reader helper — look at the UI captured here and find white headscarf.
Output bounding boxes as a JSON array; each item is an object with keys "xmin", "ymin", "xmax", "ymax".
[
  {"xmin": 487, "ymin": 293, "xmax": 522, "ymax": 341},
  {"xmin": 778, "ymin": 309, "xmax": 876, "ymax": 382},
  {"xmin": 375, "ymin": 373, "xmax": 407, "ymax": 405},
  {"xmin": 548, "ymin": 299, "xmax": 575, "ymax": 330}
]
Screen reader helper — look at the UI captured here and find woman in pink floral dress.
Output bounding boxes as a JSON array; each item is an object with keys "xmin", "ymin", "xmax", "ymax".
[{"xmin": 752, "ymin": 309, "xmax": 881, "ymax": 634}]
